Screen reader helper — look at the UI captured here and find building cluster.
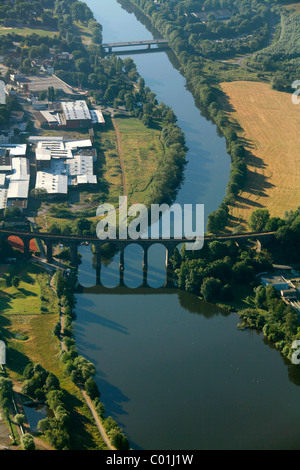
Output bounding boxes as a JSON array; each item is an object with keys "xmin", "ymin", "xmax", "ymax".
[
  {"xmin": 31, "ymin": 48, "xmax": 73, "ymax": 76},
  {"xmin": 260, "ymin": 271, "xmax": 300, "ymax": 315},
  {"xmin": 0, "ymin": 135, "xmax": 99, "ymax": 211},
  {"xmin": 34, "ymin": 100, "xmax": 105, "ymax": 130},
  {"xmin": 31, "ymin": 136, "xmax": 98, "ymax": 196},
  {"xmin": 0, "ymin": 144, "xmax": 29, "ymax": 211}
]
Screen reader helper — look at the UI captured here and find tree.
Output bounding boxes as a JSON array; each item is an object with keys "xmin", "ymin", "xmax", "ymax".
[
  {"xmin": 73, "ymin": 356, "xmax": 95, "ymax": 383},
  {"xmin": 75, "ymin": 218, "xmax": 91, "ymax": 235},
  {"xmin": 108, "ymin": 428, "xmax": 130, "ymax": 450},
  {"xmin": 200, "ymin": 277, "xmax": 222, "ymax": 302},
  {"xmin": 12, "ymin": 276, "xmax": 20, "ymax": 288},
  {"xmin": 248, "ymin": 209, "xmax": 270, "ymax": 232},
  {"xmin": 15, "ymin": 414, "xmax": 25, "ymax": 426},
  {"xmin": 84, "ymin": 377, "xmax": 100, "ymax": 400},
  {"xmin": 141, "ymin": 113, "xmax": 152, "ymax": 128}
]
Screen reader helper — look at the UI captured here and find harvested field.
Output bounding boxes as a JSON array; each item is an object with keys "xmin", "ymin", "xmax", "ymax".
[{"xmin": 220, "ymin": 80, "xmax": 300, "ymax": 229}]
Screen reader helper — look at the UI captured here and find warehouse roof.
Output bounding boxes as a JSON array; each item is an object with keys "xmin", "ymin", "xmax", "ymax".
[
  {"xmin": 61, "ymin": 100, "xmax": 91, "ymax": 121},
  {"xmin": 7, "ymin": 180, "xmax": 29, "ymax": 199},
  {"xmin": 36, "ymin": 171, "xmax": 68, "ymax": 195}
]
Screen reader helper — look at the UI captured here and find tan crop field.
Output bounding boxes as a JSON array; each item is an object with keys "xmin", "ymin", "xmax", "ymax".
[{"xmin": 220, "ymin": 80, "xmax": 300, "ymax": 229}]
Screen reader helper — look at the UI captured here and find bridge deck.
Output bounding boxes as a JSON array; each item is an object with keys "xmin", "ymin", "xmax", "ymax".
[
  {"xmin": 0, "ymin": 229, "xmax": 276, "ymax": 244},
  {"xmin": 102, "ymin": 39, "xmax": 168, "ymax": 48}
]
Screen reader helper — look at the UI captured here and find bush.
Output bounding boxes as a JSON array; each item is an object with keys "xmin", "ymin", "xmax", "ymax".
[{"xmin": 21, "ymin": 434, "xmax": 35, "ymax": 451}]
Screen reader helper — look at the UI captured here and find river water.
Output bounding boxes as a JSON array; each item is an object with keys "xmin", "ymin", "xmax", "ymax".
[{"xmin": 74, "ymin": 0, "xmax": 300, "ymax": 450}]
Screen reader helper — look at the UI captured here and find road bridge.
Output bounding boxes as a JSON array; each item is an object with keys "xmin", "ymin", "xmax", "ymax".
[{"xmin": 102, "ymin": 39, "xmax": 169, "ymax": 54}]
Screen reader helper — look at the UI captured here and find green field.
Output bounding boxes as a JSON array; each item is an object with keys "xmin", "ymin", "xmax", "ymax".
[
  {"xmin": 113, "ymin": 116, "xmax": 165, "ymax": 204},
  {"xmin": 0, "ymin": 263, "xmax": 57, "ymax": 316},
  {"xmin": 95, "ymin": 116, "xmax": 165, "ymax": 206},
  {"xmin": 0, "ymin": 26, "xmax": 58, "ymax": 37}
]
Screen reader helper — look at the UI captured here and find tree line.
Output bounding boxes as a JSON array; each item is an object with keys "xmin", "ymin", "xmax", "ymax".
[{"xmin": 52, "ymin": 270, "xmax": 130, "ymax": 450}]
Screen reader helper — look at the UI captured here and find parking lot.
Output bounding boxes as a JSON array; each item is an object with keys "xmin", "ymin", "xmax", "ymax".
[{"xmin": 27, "ymin": 75, "xmax": 76, "ymax": 95}]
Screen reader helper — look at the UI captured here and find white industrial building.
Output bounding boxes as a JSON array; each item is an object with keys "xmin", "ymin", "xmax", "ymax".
[
  {"xmin": 0, "ymin": 145, "xmax": 29, "ymax": 211},
  {"xmin": 34, "ymin": 100, "xmax": 105, "ymax": 129},
  {"xmin": 34, "ymin": 138, "xmax": 97, "ymax": 196},
  {"xmin": 36, "ymin": 172, "xmax": 68, "ymax": 195}
]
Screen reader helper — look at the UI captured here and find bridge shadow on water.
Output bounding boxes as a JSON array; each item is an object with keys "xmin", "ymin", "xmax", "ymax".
[{"xmin": 104, "ymin": 46, "xmax": 169, "ymax": 57}]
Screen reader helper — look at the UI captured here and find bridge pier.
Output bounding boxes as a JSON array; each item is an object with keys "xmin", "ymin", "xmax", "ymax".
[
  {"xmin": 23, "ymin": 239, "xmax": 31, "ymax": 261},
  {"xmin": 46, "ymin": 241, "xmax": 53, "ymax": 264},
  {"xmin": 70, "ymin": 242, "xmax": 79, "ymax": 267},
  {"xmin": 95, "ymin": 245, "xmax": 101, "ymax": 286},
  {"xmin": 165, "ymin": 244, "xmax": 177, "ymax": 288}
]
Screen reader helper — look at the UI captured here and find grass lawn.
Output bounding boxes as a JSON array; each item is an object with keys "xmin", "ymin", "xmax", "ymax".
[
  {"xmin": 0, "ymin": 26, "xmax": 58, "ymax": 37},
  {"xmin": 220, "ymin": 80, "xmax": 300, "ymax": 229},
  {"xmin": 0, "ymin": 262, "xmax": 56, "ymax": 315},
  {"xmin": 73, "ymin": 21, "xmax": 92, "ymax": 45}
]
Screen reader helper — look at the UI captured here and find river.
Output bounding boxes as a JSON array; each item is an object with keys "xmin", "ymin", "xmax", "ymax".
[{"xmin": 74, "ymin": 0, "xmax": 300, "ymax": 450}]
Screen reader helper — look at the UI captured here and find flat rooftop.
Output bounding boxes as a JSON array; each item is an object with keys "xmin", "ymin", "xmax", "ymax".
[
  {"xmin": 62, "ymin": 100, "xmax": 91, "ymax": 121},
  {"xmin": 36, "ymin": 171, "xmax": 68, "ymax": 195}
]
